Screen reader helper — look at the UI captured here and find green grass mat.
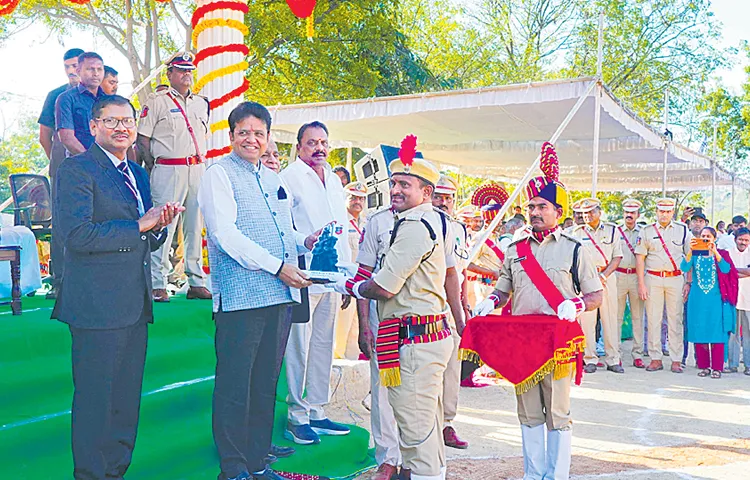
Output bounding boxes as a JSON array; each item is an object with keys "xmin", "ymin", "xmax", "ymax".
[{"xmin": 0, "ymin": 296, "xmax": 374, "ymax": 479}]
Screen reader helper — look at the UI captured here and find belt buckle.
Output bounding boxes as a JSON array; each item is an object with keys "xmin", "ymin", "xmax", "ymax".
[{"xmin": 186, "ymin": 155, "xmax": 196, "ymax": 165}]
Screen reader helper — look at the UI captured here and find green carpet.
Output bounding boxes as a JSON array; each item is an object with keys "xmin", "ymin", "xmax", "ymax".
[{"xmin": 0, "ymin": 296, "xmax": 374, "ymax": 479}]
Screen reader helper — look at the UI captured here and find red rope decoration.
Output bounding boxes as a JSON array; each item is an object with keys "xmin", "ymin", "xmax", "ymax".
[
  {"xmin": 194, "ymin": 43, "xmax": 249, "ymax": 67},
  {"xmin": 0, "ymin": 0, "xmax": 20, "ymax": 16},
  {"xmin": 210, "ymin": 78, "xmax": 250, "ymax": 110},
  {"xmin": 192, "ymin": 1, "xmax": 249, "ymax": 29},
  {"xmin": 207, "ymin": 145, "xmax": 233, "ymax": 159}
]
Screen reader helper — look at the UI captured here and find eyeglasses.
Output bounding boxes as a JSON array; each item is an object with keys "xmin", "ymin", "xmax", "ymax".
[{"xmin": 96, "ymin": 117, "xmax": 136, "ymax": 129}]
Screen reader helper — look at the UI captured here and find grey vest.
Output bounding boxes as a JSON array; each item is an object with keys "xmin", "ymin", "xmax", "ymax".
[{"xmin": 207, "ymin": 153, "xmax": 300, "ymax": 312}]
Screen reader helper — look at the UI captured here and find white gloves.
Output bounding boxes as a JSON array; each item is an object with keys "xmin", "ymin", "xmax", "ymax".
[
  {"xmin": 474, "ymin": 294, "xmax": 499, "ymax": 317},
  {"xmin": 556, "ymin": 299, "xmax": 578, "ymax": 322},
  {"xmin": 332, "ymin": 277, "xmax": 351, "ymax": 296}
]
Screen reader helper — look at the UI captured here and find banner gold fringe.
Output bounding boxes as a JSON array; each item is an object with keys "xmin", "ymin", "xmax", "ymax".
[{"xmin": 380, "ymin": 367, "xmax": 401, "ymax": 388}]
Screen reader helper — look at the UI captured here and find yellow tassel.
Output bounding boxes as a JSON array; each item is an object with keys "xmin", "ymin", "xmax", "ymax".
[
  {"xmin": 514, "ymin": 358, "xmax": 555, "ymax": 395},
  {"xmin": 306, "ymin": 14, "xmax": 314, "ymax": 39},
  {"xmin": 380, "ymin": 367, "xmax": 401, "ymax": 388}
]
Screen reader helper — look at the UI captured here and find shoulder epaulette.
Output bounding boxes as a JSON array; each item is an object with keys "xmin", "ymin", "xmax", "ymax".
[{"xmin": 560, "ymin": 231, "xmax": 583, "ymax": 245}]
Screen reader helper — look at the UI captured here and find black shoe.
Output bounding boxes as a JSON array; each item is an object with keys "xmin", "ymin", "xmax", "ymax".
[
  {"xmin": 607, "ymin": 364, "xmax": 625, "ymax": 374},
  {"xmin": 251, "ymin": 467, "xmax": 287, "ymax": 480},
  {"xmin": 270, "ymin": 444, "xmax": 295, "ymax": 458},
  {"xmin": 45, "ymin": 288, "xmax": 57, "ymax": 300},
  {"xmin": 226, "ymin": 473, "xmax": 251, "ymax": 480},
  {"xmin": 583, "ymin": 363, "xmax": 597, "ymax": 373},
  {"xmin": 264, "ymin": 453, "xmax": 277, "ymax": 465}
]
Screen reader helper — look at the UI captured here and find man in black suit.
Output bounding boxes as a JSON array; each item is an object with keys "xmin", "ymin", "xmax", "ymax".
[{"xmin": 52, "ymin": 94, "xmax": 183, "ymax": 480}]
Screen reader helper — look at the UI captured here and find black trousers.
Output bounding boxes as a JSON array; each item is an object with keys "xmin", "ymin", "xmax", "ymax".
[
  {"xmin": 213, "ymin": 304, "xmax": 293, "ymax": 479},
  {"xmin": 69, "ymin": 319, "xmax": 148, "ymax": 480}
]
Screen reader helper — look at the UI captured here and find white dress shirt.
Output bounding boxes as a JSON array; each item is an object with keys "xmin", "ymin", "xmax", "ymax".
[
  {"xmin": 717, "ymin": 233, "xmax": 737, "ymax": 251},
  {"xmin": 99, "ymin": 143, "xmax": 144, "ymax": 215},
  {"xmin": 198, "ymin": 160, "xmax": 308, "ymax": 275},
  {"xmin": 280, "ymin": 158, "xmax": 351, "ymax": 294}
]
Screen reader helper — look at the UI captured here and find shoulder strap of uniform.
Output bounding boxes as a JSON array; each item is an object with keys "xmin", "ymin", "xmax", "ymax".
[
  {"xmin": 570, "ymin": 242, "xmax": 582, "ymax": 295},
  {"xmin": 389, "ymin": 217, "xmax": 437, "ymax": 263}
]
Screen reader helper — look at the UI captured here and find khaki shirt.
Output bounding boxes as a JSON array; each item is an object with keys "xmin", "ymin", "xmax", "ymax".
[
  {"xmin": 347, "ymin": 213, "xmax": 365, "ymax": 262},
  {"xmin": 617, "ymin": 224, "xmax": 641, "ymax": 269},
  {"xmin": 634, "ymin": 221, "xmax": 691, "ymax": 272},
  {"xmin": 449, "ymin": 219, "xmax": 469, "ymax": 273},
  {"xmin": 569, "ymin": 222, "xmax": 623, "ymax": 269},
  {"xmin": 138, "ymin": 88, "xmax": 210, "ymax": 158},
  {"xmin": 374, "ymin": 203, "xmax": 448, "ymax": 319},
  {"xmin": 475, "ymin": 236, "xmax": 503, "ymax": 272},
  {"xmin": 496, "ymin": 229, "xmax": 602, "ymax": 316},
  {"xmin": 357, "ymin": 205, "xmax": 456, "ymax": 272}
]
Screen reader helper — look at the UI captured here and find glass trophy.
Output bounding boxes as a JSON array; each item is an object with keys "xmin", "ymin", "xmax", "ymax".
[{"xmin": 304, "ymin": 222, "xmax": 347, "ymax": 284}]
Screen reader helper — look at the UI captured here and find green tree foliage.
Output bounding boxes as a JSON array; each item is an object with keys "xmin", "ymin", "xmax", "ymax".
[{"xmin": 0, "ymin": 115, "xmax": 49, "ymax": 200}]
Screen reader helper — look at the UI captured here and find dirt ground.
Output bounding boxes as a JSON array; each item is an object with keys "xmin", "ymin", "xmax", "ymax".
[{"xmin": 328, "ymin": 339, "xmax": 750, "ymax": 480}]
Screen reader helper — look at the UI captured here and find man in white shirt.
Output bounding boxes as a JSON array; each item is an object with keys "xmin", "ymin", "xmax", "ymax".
[
  {"xmin": 280, "ymin": 121, "xmax": 353, "ymax": 445},
  {"xmin": 727, "ymin": 227, "xmax": 750, "ymax": 375},
  {"xmin": 198, "ymin": 102, "xmax": 318, "ymax": 480}
]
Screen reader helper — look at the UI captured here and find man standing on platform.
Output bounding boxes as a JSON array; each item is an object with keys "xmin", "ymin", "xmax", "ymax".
[
  {"xmin": 474, "ymin": 143, "xmax": 603, "ymax": 479},
  {"xmin": 334, "ymin": 181, "xmax": 368, "ymax": 359},
  {"xmin": 635, "ymin": 198, "xmax": 691, "ymax": 373},
  {"xmin": 137, "ymin": 51, "xmax": 211, "ymax": 303},
  {"xmin": 570, "ymin": 198, "xmax": 624, "ymax": 373},
  {"xmin": 616, "ymin": 199, "xmax": 646, "ymax": 368},
  {"xmin": 199, "ymin": 101, "xmax": 318, "ymax": 480},
  {"xmin": 281, "ymin": 121, "xmax": 352, "ymax": 445},
  {"xmin": 432, "ymin": 174, "xmax": 470, "ymax": 450},
  {"xmin": 336, "ymin": 142, "xmax": 454, "ymax": 480},
  {"xmin": 53, "ymin": 95, "xmax": 181, "ymax": 479},
  {"xmin": 38, "ymin": 47, "xmax": 84, "ymax": 300}
]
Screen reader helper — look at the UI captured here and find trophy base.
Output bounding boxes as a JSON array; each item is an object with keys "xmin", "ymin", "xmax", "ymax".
[{"xmin": 303, "ymin": 270, "xmax": 346, "ymax": 284}]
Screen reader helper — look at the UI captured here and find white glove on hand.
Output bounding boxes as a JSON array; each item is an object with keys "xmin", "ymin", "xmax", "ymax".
[
  {"xmin": 474, "ymin": 296, "xmax": 497, "ymax": 317},
  {"xmin": 332, "ymin": 277, "xmax": 351, "ymax": 296},
  {"xmin": 556, "ymin": 299, "xmax": 577, "ymax": 322}
]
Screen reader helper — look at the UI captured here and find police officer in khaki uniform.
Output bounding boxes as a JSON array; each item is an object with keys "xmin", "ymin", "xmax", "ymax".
[
  {"xmin": 334, "ymin": 181, "xmax": 368, "ymax": 359},
  {"xmin": 474, "ymin": 144, "xmax": 603, "ymax": 479},
  {"xmin": 336, "ymin": 150, "xmax": 456, "ymax": 480},
  {"xmin": 616, "ymin": 199, "xmax": 646, "ymax": 368},
  {"xmin": 635, "ymin": 197, "xmax": 691, "ymax": 373},
  {"xmin": 570, "ymin": 198, "xmax": 624, "ymax": 373},
  {"xmin": 137, "ymin": 52, "xmax": 211, "ymax": 302},
  {"xmin": 432, "ymin": 174, "xmax": 470, "ymax": 450}
]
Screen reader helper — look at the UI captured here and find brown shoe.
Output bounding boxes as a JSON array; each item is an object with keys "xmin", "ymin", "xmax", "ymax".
[
  {"xmin": 443, "ymin": 426, "xmax": 469, "ymax": 449},
  {"xmin": 369, "ymin": 463, "xmax": 398, "ymax": 480},
  {"xmin": 152, "ymin": 288, "xmax": 170, "ymax": 303},
  {"xmin": 187, "ymin": 286, "xmax": 212, "ymax": 300},
  {"xmin": 398, "ymin": 468, "xmax": 411, "ymax": 480},
  {"xmin": 645, "ymin": 360, "xmax": 663, "ymax": 372},
  {"xmin": 671, "ymin": 361, "xmax": 684, "ymax": 373}
]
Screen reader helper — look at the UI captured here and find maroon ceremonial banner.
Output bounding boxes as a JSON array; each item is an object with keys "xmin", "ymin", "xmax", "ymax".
[{"xmin": 459, "ymin": 314, "xmax": 585, "ymax": 394}]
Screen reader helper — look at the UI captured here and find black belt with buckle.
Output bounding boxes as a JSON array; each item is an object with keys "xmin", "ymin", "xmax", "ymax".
[{"xmin": 399, "ymin": 318, "xmax": 450, "ymax": 340}]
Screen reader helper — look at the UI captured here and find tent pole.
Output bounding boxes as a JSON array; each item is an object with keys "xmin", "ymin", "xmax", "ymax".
[
  {"xmin": 592, "ymin": 83, "xmax": 602, "ymax": 196},
  {"xmin": 731, "ymin": 175, "xmax": 735, "ymax": 215},
  {"xmin": 711, "ymin": 125, "xmax": 717, "ymax": 222},
  {"xmin": 661, "ymin": 90, "xmax": 669, "ymax": 195},
  {"xmin": 346, "ymin": 147, "xmax": 353, "ymax": 175},
  {"xmin": 591, "ymin": 12, "xmax": 604, "ymax": 196},
  {"xmin": 466, "ymin": 80, "xmax": 598, "ymax": 265}
]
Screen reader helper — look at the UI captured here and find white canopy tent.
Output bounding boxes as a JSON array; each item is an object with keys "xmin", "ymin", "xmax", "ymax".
[{"xmin": 268, "ymin": 76, "xmax": 747, "ymax": 192}]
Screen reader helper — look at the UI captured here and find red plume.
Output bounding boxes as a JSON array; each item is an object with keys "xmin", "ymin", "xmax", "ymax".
[
  {"xmin": 399, "ymin": 134, "xmax": 418, "ymax": 167},
  {"xmin": 286, "ymin": 0, "xmax": 316, "ymax": 18},
  {"xmin": 540, "ymin": 141, "xmax": 560, "ymax": 182}
]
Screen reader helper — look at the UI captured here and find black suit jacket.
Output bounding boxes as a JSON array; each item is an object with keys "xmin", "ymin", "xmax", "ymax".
[{"xmin": 51, "ymin": 143, "xmax": 166, "ymax": 329}]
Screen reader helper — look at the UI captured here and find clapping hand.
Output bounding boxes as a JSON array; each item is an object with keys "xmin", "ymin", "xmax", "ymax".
[{"xmin": 155, "ymin": 202, "xmax": 185, "ymax": 230}]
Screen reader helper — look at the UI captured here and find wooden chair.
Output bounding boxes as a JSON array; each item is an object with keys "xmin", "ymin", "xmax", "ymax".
[{"xmin": 0, "ymin": 245, "xmax": 21, "ymax": 315}]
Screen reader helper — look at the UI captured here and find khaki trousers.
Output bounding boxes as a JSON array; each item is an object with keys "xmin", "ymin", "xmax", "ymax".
[
  {"xmin": 334, "ymin": 300, "xmax": 359, "ymax": 359},
  {"xmin": 286, "ymin": 292, "xmax": 340, "ymax": 425},
  {"xmin": 368, "ymin": 301, "xmax": 401, "ymax": 467},
  {"xmin": 580, "ymin": 274, "xmax": 620, "ymax": 366},
  {"xmin": 644, "ymin": 274, "xmax": 684, "ymax": 361},
  {"xmin": 388, "ymin": 338, "xmax": 452, "ymax": 478},
  {"xmin": 149, "ymin": 163, "xmax": 206, "ymax": 289},
  {"xmin": 617, "ymin": 272, "xmax": 645, "ymax": 360},
  {"xmin": 517, "ymin": 371, "xmax": 572, "ymax": 431},
  {"xmin": 442, "ymin": 315, "xmax": 461, "ymax": 426}
]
